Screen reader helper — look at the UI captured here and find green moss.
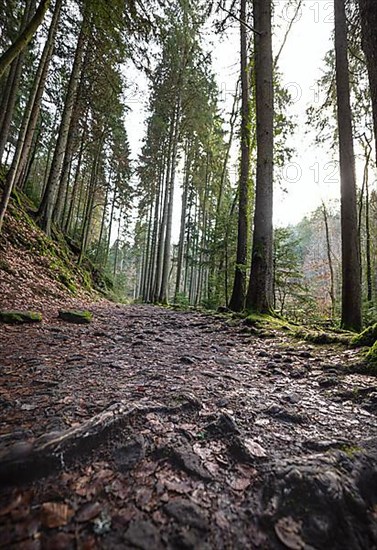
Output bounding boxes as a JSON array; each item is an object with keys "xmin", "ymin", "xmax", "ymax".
[
  {"xmin": 351, "ymin": 323, "xmax": 377, "ymax": 348},
  {"xmin": 340, "ymin": 444, "xmax": 362, "ymax": 457},
  {"xmin": 58, "ymin": 310, "xmax": 93, "ymax": 324},
  {"xmin": 0, "ymin": 310, "xmax": 42, "ymax": 324},
  {"xmin": 365, "ymin": 341, "xmax": 377, "ymax": 374},
  {"xmin": 0, "ymin": 258, "xmax": 13, "ymax": 274}
]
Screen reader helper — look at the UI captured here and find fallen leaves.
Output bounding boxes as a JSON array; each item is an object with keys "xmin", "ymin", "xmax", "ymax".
[
  {"xmin": 243, "ymin": 438, "xmax": 268, "ymax": 458},
  {"xmin": 274, "ymin": 517, "xmax": 306, "ymax": 550},
  {"xmin": 40, "ymin": 502, "xmax": 74, "ymax": 528},
  {"xmin": 75, "ymin": 502, "xmax": 102, "ymax": 523},
  {"xmin": 1, "ymin": 304, "xmax": 377, "ymax": 549}
]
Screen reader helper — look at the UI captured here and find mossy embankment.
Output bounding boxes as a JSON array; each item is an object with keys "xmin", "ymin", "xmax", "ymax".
[
  {"xmin": 0, "ymin": 188, "xmax": 112, "ymax": 310},
  {"xmin": 209, "ymin": 308, "xmax": 376, "ymax": 375}
]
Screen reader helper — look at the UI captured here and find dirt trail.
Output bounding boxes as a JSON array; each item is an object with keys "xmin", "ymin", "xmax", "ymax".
[{"xmin": 0, "ymin": 304, "xmax": 376, "ymax": 549}]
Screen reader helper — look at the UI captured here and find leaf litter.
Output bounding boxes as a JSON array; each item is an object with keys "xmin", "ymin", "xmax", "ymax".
[{"xmin": 0, "ymin": 303, "xmax": 376, "ymax": 548}]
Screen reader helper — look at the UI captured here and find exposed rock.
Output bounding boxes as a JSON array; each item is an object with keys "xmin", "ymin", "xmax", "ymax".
[
  {"xmin": 205, "ymin": 412, "xmax": 241, "ymax": 437},
  {"xmin": 0, "ymin": 310, "xmax": 42, "ymax": 324},
  {"xmin": 113, "ymin": 435, "xmax": 146, "ymax": 472},
  {"xmin": 217, "ymin": 306, "xmax": 231, "ymax": 313},
  {"xmin": 230, "ymin": 436, "xmax": 268, "ymax": 462},
  {"xmin": 124, "ymin": 520, "xmax": 162, "ymax": 549},
  {"xmin": 165, "ymin": 499, "xmax": 208, "ymax": 530},
  {"xmin": 259, "ymin": 446, "xmax": 377, "ymax": 550},
  {"xmin": 351, "ymin": 323, "xmax": 377, "ymax": 348},
  {"xmin": 58, "ymin": 309, "xmax": 92, "ymax": 324},
  {"xmin": 170, "ymin": 442, "xmax": 212, "ymax": 480},
  {"xmin": 265, "ymin": 404, "xmax": 306, "ymax": 424}
]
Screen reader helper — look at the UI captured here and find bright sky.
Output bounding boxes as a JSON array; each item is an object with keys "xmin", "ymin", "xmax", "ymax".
[
  {"xmin": 123, "ymin": 0, "xmax": 367, "ymax": 237},
  {"xmin": 211, "ymin": 0, "xmax": 337, "ymax": 226}
]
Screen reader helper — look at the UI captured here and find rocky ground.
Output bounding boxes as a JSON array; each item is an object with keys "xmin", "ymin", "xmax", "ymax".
[{"xmin": 0, "ymin": 303, "xmax": 377, "ymax": 549}]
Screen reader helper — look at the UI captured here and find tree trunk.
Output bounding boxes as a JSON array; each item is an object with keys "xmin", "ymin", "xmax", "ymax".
[
  {"xmin": 174, "ymin": 141, "xmax": 190, "ymax": 301},
  {"xmin": 322, "ymin": 202, "xmax": 336, "ymax": 319},
  {"xmin": 159, "ymin": 102, "xmax": 181, "ymax": 304},
  {"xmin": 64, "ymin": 113, "xmax": 87, "ymax": 234},
  {"xmin": 358, "ymin": 0, "xmax": 377, "ymax": 166},
  {"xmin": 0, "ymin": 0, "xmax": 34, "ymax": 162},
  {"xmin": 0, "ymin": 0, "xmax": 62, "ymax": 233},
  {"xmin": 0, "ymin": 0, "xmax": 50, "ymax": 79},
  {"xmin": 334, "ymin": 0, "xmax": 362, "ymax": 331},
  {"xmin": 38, "ymin": 8, "xmax": 88, "ymax": 235},
  {"xmin": 140, "ymin": 205, "xmax": 153, "ymax": 299},
  {"xmin": 79, "ymin": 134, "xmax": 104, "ymax": 263},
  {"xmin": 113, "ymin": 207, "xmax": 123, "ymax": 278},
  {"xmin": 95, "ymin": 170, "xmax": 112, "ymax": 265},
  {"xmin": 146, "ymin": 161, "xmax": 164, "ymax": 301},
  {"xmin": 15, "ymin": 11, "xmax": 61, "ymax": 191},
  {"xmin": 52, "ymin": 107, "xmax": 79, "ymax": 227},
  {"xmin": 229, "ymin": 0, "xmax": 250, "ymax": 312},
  {"xmin": 105, "ymin": 187, "xmax": 117, "ymax": 265},
  {"xmin": 153, "ymin": 125, "xmax": 173, "ymax": 302},
  {"xmin": 0, "ymin": 57, "xmax": 23, "ymax": 161},
  {"xmin": 246, "ymin": 0, "xmax": 274, "ymax": 313}
]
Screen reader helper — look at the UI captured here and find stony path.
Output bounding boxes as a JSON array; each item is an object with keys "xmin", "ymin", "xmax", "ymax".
[{"xmin": 0, "ymin": 304, "xmax": 376, "ymax": 548}]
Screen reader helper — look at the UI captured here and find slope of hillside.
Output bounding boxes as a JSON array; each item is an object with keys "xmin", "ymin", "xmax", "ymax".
[{"xmin": 0, "ymin": 191, "xmax": 104, "ymax": 317}]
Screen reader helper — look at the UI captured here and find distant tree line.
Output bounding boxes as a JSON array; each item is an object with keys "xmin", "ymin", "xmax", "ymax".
[{"xmin": 1, "ymin": 0, "xmax": 377, "ymax": 328}]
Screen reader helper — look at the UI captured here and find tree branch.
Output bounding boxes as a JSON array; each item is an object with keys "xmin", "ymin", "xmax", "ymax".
[
  {"xmin": 218, "ymin": 4, "xmax": 261, "ymax": 35},
  {"xmin": 0, "ymin": 0, "xmax": 51, "ymax": 80}
]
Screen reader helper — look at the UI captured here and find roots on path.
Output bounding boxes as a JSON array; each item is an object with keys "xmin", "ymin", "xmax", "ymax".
[{"xmin": 0, "ymin": 304, "xmax": 376, "ymax": 548}]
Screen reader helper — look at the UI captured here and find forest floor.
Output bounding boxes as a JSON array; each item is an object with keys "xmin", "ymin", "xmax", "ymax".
[{"xmin": 1, "ymin": 301, "xmax": 377, "ymax": 549}]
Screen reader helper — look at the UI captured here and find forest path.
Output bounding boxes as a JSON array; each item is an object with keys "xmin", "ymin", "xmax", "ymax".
[{"xmin": 1, "ymin": 303, "xmax": 377, "ymax": 548}]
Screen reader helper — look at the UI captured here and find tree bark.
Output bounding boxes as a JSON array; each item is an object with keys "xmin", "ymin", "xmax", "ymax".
[
  {"xmin": 174, "ymin": 140, "xmax": 190, "ymax": 301},
  {"xmin": 322, "ymin": 202, "xmax": 335, "ymax": 319},
  {"xmin": 0, "ymin": 58, "xmax": 23, "ymax": 161},
  {"xmin": 0, "ymin": 0, "xmax": 62, "ymax": 233},
  {"xmin": 153, "ymin": 124, "xmax": 173, "ymax": 302},
  {"xmin": 246, "ymin": 0, "xmax": 274, "ymax": 313},
  {"xmin": 0, "ymin": 0, "xmax": 50, "ymax": 80},
  {"xmin": 159, "ymin": 102, "xmax": 181, "ymax": 304},
  {"xmin": 358, "ymin": 0, "xmax": 377, "ymax": 166},
  {"xmin": 229, "ymin": 0, "xmax": 250, "ymax": 312},
  {"xmin": 0, "ymin": 0, "xmax": 36, "ymax": 161},
  {"xmin": 38, "ymin": 7, "xmax": 88, "ymax": 235},
  {"xmin": 334, "ymin": 0, "xmax": 362, "ymax": 331}
]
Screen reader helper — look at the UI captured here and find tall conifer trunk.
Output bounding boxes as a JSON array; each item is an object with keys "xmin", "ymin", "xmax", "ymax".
[
  {"xmin": 38, "ymin": 7, "xmax": 89, "ymax": 235},
  {"xmin": 358, "ymin": 0, "xmax": 377, "ymax": 166},
  {"xmin": 334, "ymin": 0, "xmax": 361, "ymax": 330},
  {"xmin": 246, "ymin": 0, "xmax": 274, "ymax": 313},
  {"xmin": 229, "ymin": 0, "xmax": 250, "ymax": 312},
  {"xmin": 0, "ymin": 0, "xmax": 62, "ymax": 233}
]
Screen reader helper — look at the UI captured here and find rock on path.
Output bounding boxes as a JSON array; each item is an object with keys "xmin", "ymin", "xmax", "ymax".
[{"xmin": 0, "ymin": 303, "xmax": 376, "ymax": 548}]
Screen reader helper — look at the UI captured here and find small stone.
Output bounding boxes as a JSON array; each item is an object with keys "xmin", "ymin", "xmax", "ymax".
[
  {"xmin": 113, "ymin": 435, "xmax": 145, "ymax": 472},
  {"xmin": 171, "ymin": 443, "xmax": 212, "ymax": 480},
  {"xmin": 230, "ymin": 436, "xmax": 268, "ymax": 461},
  {"xmin": 317, "ymin": 377, "xmax": 337, "ymax": 388},
  {"xmin": 58, "ymin": 310, "xmax": 92, "ymax": 324},
  {"xmin": 180, "ymin": 355, "xmax": 196, "ymax": 364},
  {"xmin": 205, "ymin": 412, "xmax": 241, "ymax": 436},
  {"xmin": 125, "ymin": 520, "xmax": 161, "ymax": 549},
  {"xmin": 265, "ymin": 405, "xmax": 305, "ymax": 424},
  {"xmin": 165, "ymin": 499, "xmax": 208, "ymax": 530},
  {"xmin": 281, "ymin": 393, "xmax": 300, "ymax": 405}
]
